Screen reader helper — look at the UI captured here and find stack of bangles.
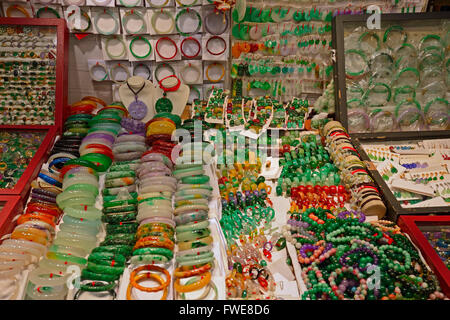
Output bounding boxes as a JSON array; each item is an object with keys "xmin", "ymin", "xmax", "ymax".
[
  {"xmin": 172, "ymin": 142, "xmax": 217, "ymax": 300},
  {"xmin": 75, "ymin": 114, "xmax": 146, "ymax": 299},
  {"xmin": 126, "ymin": 125, "xmax": 178, "ymax": 299}
]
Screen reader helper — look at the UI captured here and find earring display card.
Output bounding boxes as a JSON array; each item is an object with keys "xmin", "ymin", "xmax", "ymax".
[
  {"xmin": 353, "ymin": 136, "xmax": 450, "ymax": 220},
  {"xmin": 333, "ymin": 12, "xmax": 450, "ymax": 137}
]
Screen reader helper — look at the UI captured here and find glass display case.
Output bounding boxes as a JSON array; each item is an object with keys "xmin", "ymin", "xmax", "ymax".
[
  {"xmin": 352, "ymin": 136, "xmax": 450, "ymax": 220},
  {"xmin": 0, "ymin": 195, "xmax": 23, "ymax": 237},
  {"xmin": 0, "ymin": 127, "xmax": 57, "ymax": 198},
  {"xmin": 0, "ymin": 18, "xmax": 68, "ymax": 132},
  {"xmin": 398, "ymin": 215, "xmax": 450, "ymax": 296},
  {"xmin": 333, "ymin": 12, "xmax": 450, "ymax": 139}
]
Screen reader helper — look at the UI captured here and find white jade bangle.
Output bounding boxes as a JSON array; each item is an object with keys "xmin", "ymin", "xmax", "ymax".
[
  {"xmin": 139, "ymin": 184, "xmax": 176, "ymax": 193},
  {"xmin": 0, "ymin": 252, "xmax": 32, "ymax": 265},
  {"xmin": 0, "ymin": 259, "xmax": 26, "ymax": 272},
  {"xmin": 110, "ymin": 63, "xmax": 131, "ymax": 84},
  {"xmin": 140, "ymin": 179, "xmax": 177, "ymax": 190},
  {"xmin": 173, "ymin": 169, "xmax": 204, "ymax": 179},
  {"xmin": 91, "ymin": 0, "xmax": 113, "ymax": 5},
  {"xmin": 1, "ymin": 239, "xmax": 47, "ymax": 255},
  {"xmin": 89, "ymin": 62, "xmax": 109, "ymax": 81},
  {"xmin": 28, "ymin": 268, "xmax": 69, "ymax": 287},
  {"xmin": 138, "ymin": 203, "xmax": 173, "ymax": 213},
  {"xmin": 138, "ymin": 192, "xmax": 171, "ymax": 201},
  {"xmin": 175, "ymin": 189, "xmax": 212, "ymax": 197},
  {"xmin": 177, "ymin": 184, "xmax": 212, "ymax": 191},
  {"xmin": 138, "ymin": 199, "xmax": 172, "ymax": 208},
  {"xmin": 137, "ymin": 210, "xmax": 173, "ymax": 223},
  {"xmin": 120, "ymin": 0, "xmax": 142, "ymax": 7},
  {"xmin": 180, "ymin": 64, "xmax": 201, "ymax": 84},
  {"xmin": 174, "ymin": 204, "xmax": 209, "ymax": 215},
  {"xmin": 140, "ymin": 176, "xmax": 177, "ymax": 185},
  {"xmin": 0, "ymin": 243, "xmax": 42, "ymax": 259},
  {"xmin": 64, "ymin": 0, "xmax": 85, "ymax": 5},
  {"xmin": 39, "ymin": 258, "xmax": 85, "ymax": 274}
]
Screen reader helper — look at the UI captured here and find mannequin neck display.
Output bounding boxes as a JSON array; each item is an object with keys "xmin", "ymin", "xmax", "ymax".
[
  {"xmin": 119, "ymin": 76, "xmax": 156, "ymax": 124},
  {"xmin": 154, "ymin": 76, "xmax": 189, "ymax": 116}
]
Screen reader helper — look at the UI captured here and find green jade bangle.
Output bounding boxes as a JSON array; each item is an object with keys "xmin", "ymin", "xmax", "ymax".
[
  {"xmin": 175, "ymin": 8, "xmax": 202, "ymax": 37},
  {"xmin": 395, "ymin": 99, "xmax": 421, "ymax": 117},
  {"xmin": 105, "ymin": 170, "xmax": 136, "ymax": 180},
  {"xmin": 393, "ymin": 67, "xmax": 420, "ymax": 88},
  {"xmin": 363, "ymin": 82, "xmax": 391, "ymax": 106},
  {"xmin": 358, "ymin": 31, "xmax": 380, "ymax": 53},
  {"xmin": 345, "ymin": 49, "xmax": 367, "ymax": 77},
  {"xmin": 106, "ymin": 222, "xmax": 138, "ymax": 234},
  {"xmin": 88, "ymin": 252, "xmax": 126, "ymax": 266},
  {"xmin": 393, "ymin": 86, "xmax": 416, "ymax": 103},
  {"xmin": 383, "ymin": 25, "xmax": 407, "ymax": 50},
  {"xmin": 94, "ymin": 9, "xmax": 119, "ymax": 35},
  {"xmin": 133, "ymin": 247, "xmax": 174, "ymax": 259},
  {"xmin": 92, "ymin": 245, "xmax": 133, "ymax": 257},
  {"xmin": 181, "ymin": 174, "xmax": 210, "ymax": 184},
  {"xmin": 87, "ymin": 262, "xmax": 125, "ymax": 276},
  {"xmin": 424, "ymin": 97, "xmax": 449, "ymax": 115},
  {"xmin": 419, "ymin": 34, "xmax": 442, "ymax": 51},
  {"xmin": 64, "ymin": 183, "xmax": 99, "ymax": 197},
  {"xmin": 81, "ymin": 269, "xmax": 119, "ymax": 282},
  {"xmin": 79, "ymin": 280, "xmax": 116, "ymax": 293},
  {"xmin": 122, "ymin": 10, "xmax": 147, "ymax": 34},
  {"xmin": 36, "ymin": 7, "xmax": 60, "ymax": 19},
  {"xmin": 176, "ymin": 250, "xmax": 214, "ymax": 263}
]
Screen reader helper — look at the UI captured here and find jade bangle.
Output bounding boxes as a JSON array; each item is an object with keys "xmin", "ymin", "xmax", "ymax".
[
  {"xmin": 88, "ymin": 252, "xmax": 126, "ymax": 266},
  {"xmin": 358, "ymin": 31, "xmax": 380, "ymax": 53},
  {"xmin": 91, "ymin": 245, "xmax": 133, "ymax": 258},
  {"xmin": 152, "ymin": 10, "xmax": 175, "ymax": 34},
  {"xmin": 175, "ymin": 8, "xmax": 202, "ymax": 37},
  {"xmin": 176, "ymin": 250, "xmax": 214, "ymax": 263},
  {"xmin": 130, "ymin": 36, "xmax": 152, "ymax": 59},
  {"xmin": 383, "ymin": 25, "xmax": 407, "ymax": 50},
  {"xmin": 46, "ymin": 251, "xmax": 87, "ymax": 266},
  {"xmin": 395, "ymin": 99, "xmax": 421, "ymax": 117},
  {"xmin": 175, "ymin": 220, "xmax": 209, "ymax": 233},
  {"xmin": 176, "ymin": 229, "xmax": 211, "ymax": 242},
  {"xmin": 133, "ymin": 247, "xmax": 174, "ymax": 259},
  {"xmin": 177, "ymin": 255, "xmax": 215, "ymax": 266},
  {"xmin": 122, "ymin": 9, "xmax": 147, "ymax": 34},
  {"xmin": 64, "ymin": 205, "xmax": 102, "ymax": 221},
  {"xmin": 181, "ymin": 174, "xmax": 210, "ymax": 184},
  {"xmin": 105, "ymin": 37, "xmax": 127, "ymax": 60},
  {"xmin": 94, "ymin": 9, "xmax": 119, "ymax": 35},
  {"xmin": 81, "ymin": 269, "xmax": 119, "ymax": 282},
  {"xmin": 79, "ymin": 280, "xmax": 116, "ymax": 292},
  {"xmin": 130, "ymin": 254, "xmax": 169, "ymax": 264},
  {"xmin": 345, "ymin": 49, "xmax": 367, "ymax": 76}
]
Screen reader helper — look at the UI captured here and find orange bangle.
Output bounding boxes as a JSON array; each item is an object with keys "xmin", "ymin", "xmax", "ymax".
[
  {"xmin": 174, "ymin": 262, "xmax": 212, "ymax": 278},
  {"xmin": 205, "ymin": 63, "xmax": 225, "ymax": 83},
  {"xmin": 71, "ymin": 100, "xmax": 97, "ymax": 108},
  {"xmin": 6, "ymin": 5, "xmax": 30, "ymax": 18},
  {"xmin": 130, "ymin": 265, "xmax": 171, "ymax": 292},
  {"xmin": 174, "ymin": 271, "xmax": 211, "ymax": 293},
  {"xmin": 134, "ymin": 236, "xmax": 174, "ymax": 251},
  {"xmin": 17, "ymin": 213, "xmax": 56, "ymax": 228},
  {"xmin": 127, "ymin": 273, "xmax": 168, "ymax": 300},
  {"xmin": 11, "ymin": 230, "xmax": 49, "ymax": 246},
  {"xmin": 82, "ymin": 96, "xmax": 107, "ymax": 107}
]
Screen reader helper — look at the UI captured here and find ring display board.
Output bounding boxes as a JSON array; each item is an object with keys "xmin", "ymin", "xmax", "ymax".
[
  {"xmin": 398, "ymin": 215, "xmax": 450, "ymax": 296},
  {"xmin": 0, "ymin": 126, "xmax": 57, "ymax": 200},
  {"xmin": 332, "ymin": 12, "xmax": 450, "ymax": 140},
  {"xmin": 0, "ymin": 18, "xmax": 69, "ymax": 133}
]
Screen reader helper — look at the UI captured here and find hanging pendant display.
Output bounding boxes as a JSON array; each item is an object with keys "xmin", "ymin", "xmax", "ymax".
[
  {"xmin": 155, "ymin": 95, "xmax": 173, "ymax": 113},
  {"xmin": 128, "ymin": 98, "xmax": 148, "ymax": 120}
]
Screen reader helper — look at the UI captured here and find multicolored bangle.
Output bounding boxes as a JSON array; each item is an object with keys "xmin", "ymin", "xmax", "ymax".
[{"xmin": 36, "ymin": 7, "xmax": 60, "ymax": 19}]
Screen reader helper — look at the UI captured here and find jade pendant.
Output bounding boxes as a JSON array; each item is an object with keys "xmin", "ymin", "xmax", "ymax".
[{"xmin": 155, "ymin": 97, "xmax": 173, "ymax": 113}]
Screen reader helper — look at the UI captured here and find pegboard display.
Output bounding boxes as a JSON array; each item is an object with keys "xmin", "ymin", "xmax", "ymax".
[
  {"xmin": 230, "ymin": 0, "xmax": 429, "ymax": 102},
  {"xmin": 0, "ymin": 0, "xmax": 231, "ymax": 103}
]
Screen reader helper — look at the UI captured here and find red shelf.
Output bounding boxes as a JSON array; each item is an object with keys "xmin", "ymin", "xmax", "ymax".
[
  {"xmin": 0, "ymin": 195, "xmax": 23, "ymax": 237},
  {"xmin": 398, "ymin": 215, "xmax": 450, "ymax": 296}
]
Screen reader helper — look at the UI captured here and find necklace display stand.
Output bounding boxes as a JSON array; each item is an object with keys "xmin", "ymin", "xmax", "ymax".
[
  {"xmin": 153, "ymin": 77, "xmax": 190, "ymax": 116},
  {"xmin": 119, "ymin": 76, "xmax": 156, "ymax": 124}
]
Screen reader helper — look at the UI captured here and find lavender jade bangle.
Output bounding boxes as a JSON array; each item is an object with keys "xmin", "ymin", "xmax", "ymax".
[
  {"xmin": 83, "ymin": 132, "xmax": 116, "ymax": 144},
  {"xmin": 116, "ymin": 134, "xmax": 146, "ymax": 144},
  {"xmin": 115, "ymin": 152, "xmax": 144, "ymax": 162}
]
